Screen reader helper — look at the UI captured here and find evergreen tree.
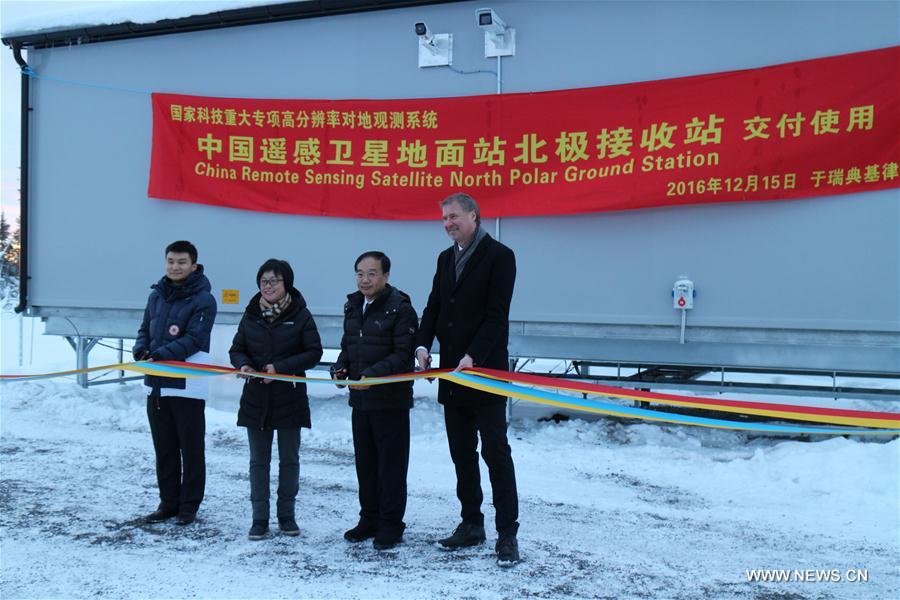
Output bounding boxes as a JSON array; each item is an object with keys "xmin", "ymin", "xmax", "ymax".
[
  {"xmin": 2, "ymin": 216, "xmax": 20, "ymax": 279},
  {"xmin": 9, "ymin": 217, "xmax": 21, "ymax": 276},
  {"xmin": 0, "ymin": 212, "xmax": 9, "ymax": 247}
]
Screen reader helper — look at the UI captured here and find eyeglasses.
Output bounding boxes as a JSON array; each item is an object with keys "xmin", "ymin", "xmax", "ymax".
[
  {"xmin": 356, "ymin": 271, "xmax": 382, "ymax": 280},
  {"xmin": 260, "ymin": 278, "xmax": 284, "ymax": 288}
]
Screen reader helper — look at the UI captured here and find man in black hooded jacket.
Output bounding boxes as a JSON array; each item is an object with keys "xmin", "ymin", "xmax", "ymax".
[
  {"xmin": 332, "ymin": 251, "xmax": 418, "ymax": 550},
  {"xmin": 133, "ymin": 240, "xmax": 217, "ymax": 526}
]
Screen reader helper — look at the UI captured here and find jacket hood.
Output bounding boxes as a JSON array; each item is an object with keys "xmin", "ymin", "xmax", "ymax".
[{"xmin": 153, "ymin": 264, "xmax": 211, "ymax": 301}]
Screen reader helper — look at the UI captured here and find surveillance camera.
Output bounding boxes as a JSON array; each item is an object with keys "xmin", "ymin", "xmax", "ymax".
[
  {"xmin": 414, "ymin": 22, "xmax": 434, "ymax": 44},
  {"xmin": 476, "ymin": 8, "xmax": 506, "ymax": 34},
  {"xmin": 415, "ymin": 21, "xmax": 452, "ymax": 66}
]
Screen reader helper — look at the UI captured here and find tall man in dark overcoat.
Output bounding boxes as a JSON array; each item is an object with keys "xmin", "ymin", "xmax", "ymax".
[{"xmin": 415, "ymin": 192, "xmax": 521, "ymax": 567}]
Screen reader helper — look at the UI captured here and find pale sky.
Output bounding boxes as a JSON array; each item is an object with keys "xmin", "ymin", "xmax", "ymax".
[
  {"xmin": 0, "ymin": 1, "xmax": 34, "ymax": 223},
  {"xmin": 1, "ymin": 1, "xmax": 113, "ymax": 225},
  {"xmin": 0, "ymin": 0, "xmax": 272, "ymax": 227}
]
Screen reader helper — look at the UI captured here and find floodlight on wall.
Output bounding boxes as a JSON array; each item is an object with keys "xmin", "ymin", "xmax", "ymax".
[
  {"xmin": 476, "ymin": 8, "xmax": 515, "ymax": 57},
  {"xmin": 415, "ymin": 22, "xmax": 452, "ymax": 68}
]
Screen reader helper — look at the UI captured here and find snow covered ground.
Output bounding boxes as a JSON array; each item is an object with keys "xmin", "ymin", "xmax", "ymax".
[{"xmin": 1, "ymin": 312, "xmax": 899, "ymax": 599}]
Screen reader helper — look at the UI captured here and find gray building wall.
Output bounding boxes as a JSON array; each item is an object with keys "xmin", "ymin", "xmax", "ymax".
[{"xmin": 23, "ymin": 0, "xmax": 900, "ymax": 372}]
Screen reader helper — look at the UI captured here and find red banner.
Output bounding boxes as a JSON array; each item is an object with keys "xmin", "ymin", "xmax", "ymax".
[{"xmin": 149, "ymin": 46, "xmax": 900, "ymax": 219}]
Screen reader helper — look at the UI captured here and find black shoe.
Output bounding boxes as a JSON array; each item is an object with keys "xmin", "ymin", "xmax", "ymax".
[
  {"xmin": 373, "ymin": 533, "xmax": 403, "ymax": 550},
  {"xmin": 496, "ymin": 533, "xmax": 520, "ymax": 567},
  {"xmin": 144, "ymin": 506, "xmax": 178, "ymax": 523},
  {"xmin": 437, "ymin": 523, "xmax": 486, "ymax": 550},
  {"xmin": 344, "ymin": 522, "xmax": 378, "ymax": 543},
  {"xmin": 248, "ymin": 520, "xmax": 269, "ymax": 540},
  {"xmin": 175, "ymin": 510, "xmax": 197, "ymax": 526},
  {"xmin": 278, "ymin": 517, "xmax": 300, "ymax": 536}
]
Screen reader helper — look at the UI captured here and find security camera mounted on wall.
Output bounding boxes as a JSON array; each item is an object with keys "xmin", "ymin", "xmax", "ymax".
[
  {"xmin": 415, "ymin": 21, "xmax": 452, "ymax": 67},
  {"xmin": 476, "ymin": 8, "xmax": 515, "ymax": 57}
]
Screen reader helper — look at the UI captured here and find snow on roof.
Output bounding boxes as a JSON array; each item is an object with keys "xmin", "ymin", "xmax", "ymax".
[{"xmin": 1, "ymin": 0, "xmax": 301, "ymax": 39}]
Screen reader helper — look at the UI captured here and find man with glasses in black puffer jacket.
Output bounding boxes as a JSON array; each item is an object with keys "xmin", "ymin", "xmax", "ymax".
[{"xmin": 332, "ymin": 250, "xmax": 418, "ymax": 551}]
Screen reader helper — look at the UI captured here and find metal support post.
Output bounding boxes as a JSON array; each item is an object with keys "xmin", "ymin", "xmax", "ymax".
[
  {"xmin": 506, "ymin": 357, "xmax": 518, "ymax": 423},
  {"xmin": 65, "ymin": 335, "xmax": 100, "ymax": 388},
  {"xmin": 18, "ymin": 312, "xmax": 24, "ymax": 366},
  {"xmin": 576, "ymin": 361, "xmax": 589, "ymax": 398},
  {"xmin": 118, "ymin": 338, "xmax": 125, "ymax": 383}
]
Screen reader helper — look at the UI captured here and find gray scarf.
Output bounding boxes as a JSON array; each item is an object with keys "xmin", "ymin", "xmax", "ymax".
[{"xmin": 453, "ymin": 226, "xmax": 488, "ymax": 281}]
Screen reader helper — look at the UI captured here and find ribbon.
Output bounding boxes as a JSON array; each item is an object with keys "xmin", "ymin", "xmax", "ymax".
[{"xmin": 2, "ymin": 361, "xmax": 897, "ymax": 435}]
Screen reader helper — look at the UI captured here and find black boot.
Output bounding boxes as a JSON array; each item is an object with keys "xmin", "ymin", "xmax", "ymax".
[
  {"xmin": 496, "ymin": 532, "xmax": 520, "ymax": 567},
  {"xmin": 278, "ymin": 517, "xmax": 300, "ymax": 536},
  {"xmin": 248, "ymin": 520, "xmax": 269, "ymax": 540},
  {"xmin": 373, "ymin": 523, "xmax": 405, "ymax": 550},
  {"xmin": 175, "ymin": 508, "xmax": 197, "ymax": 526},
  {"xmin": 344, "ymin": 521, "xmax": 378, "ymax": 543},
  {"xmin": 144, "ymin": 505, "xmax": 178, "ymax": 523},
  {"xmin": 437, "ymin": 523, "xmax": 486, "ymax": 550},
  {"xmin": 373, "ymin": 532, "xmax": 403, "ymax": 550}
]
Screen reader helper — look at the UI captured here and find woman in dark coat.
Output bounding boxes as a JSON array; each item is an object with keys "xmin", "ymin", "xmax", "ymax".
[{"xmin": 229, "ymin": 259, "xmax": 323, "ymax": 540}]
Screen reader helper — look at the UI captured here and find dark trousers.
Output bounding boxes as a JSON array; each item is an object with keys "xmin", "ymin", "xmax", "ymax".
[
  {"xmin": 246, "ymin": 427, "xmax": 301, "ymax": 521},
  {"xmin": 351, "ymin": 408, "xmax": 410, "ymax": 537},
  {"xmin": 444, "ymin": 402, "xmax": 519, "ymax": 535},
  {"xmin": 146, "ymin": 395, "xmax": 206, "ymax": 513}
]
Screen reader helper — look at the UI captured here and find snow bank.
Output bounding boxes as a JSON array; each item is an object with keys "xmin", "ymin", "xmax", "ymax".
[
  {"xmin": 2, "ymin": 374, "xmax": 898, "ymax": 599},
  {"xmin": 2, "ymin": 311, "xmax": 899, "ymax": 598}
]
